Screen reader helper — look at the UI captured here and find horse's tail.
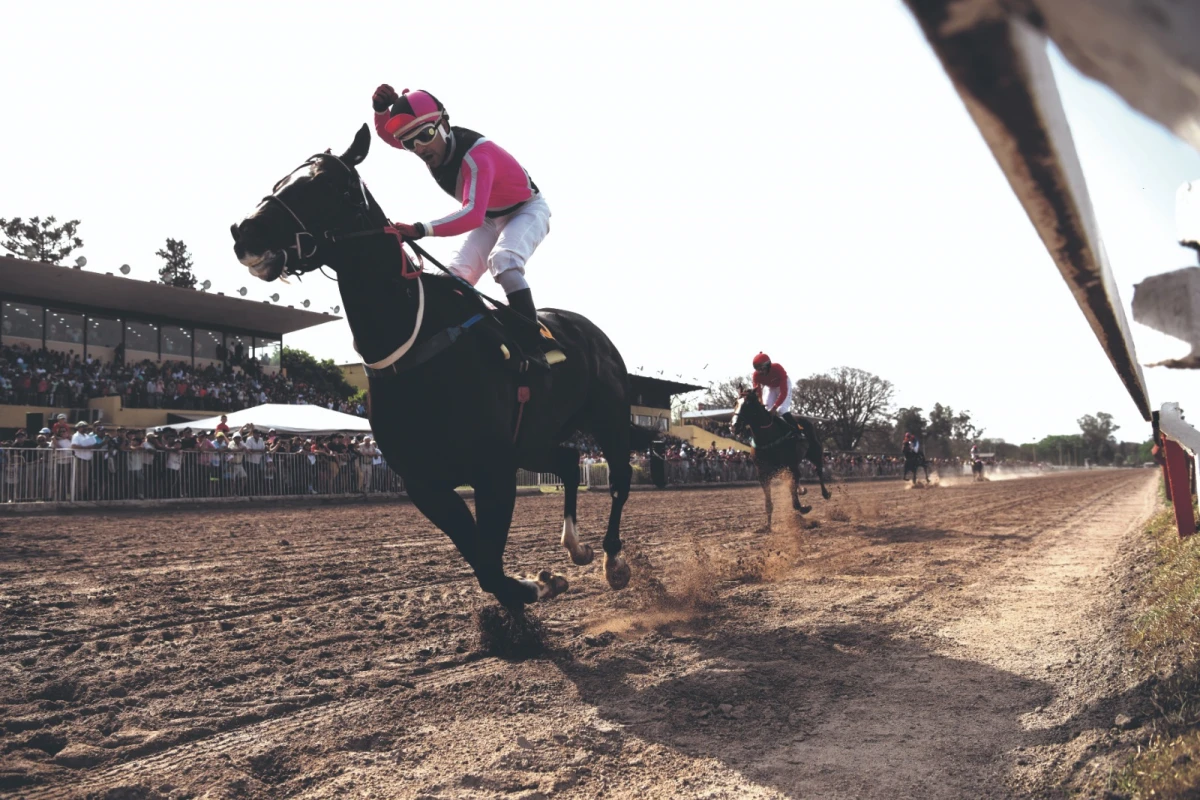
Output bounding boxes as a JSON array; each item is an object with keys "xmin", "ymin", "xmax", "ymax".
[{"xmin": 630, "ymin": 424, "xmax": 667, "ymax": 488}]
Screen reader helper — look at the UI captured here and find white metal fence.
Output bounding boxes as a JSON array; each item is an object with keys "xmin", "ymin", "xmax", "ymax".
[{"xmin": 0, "ymin": 447, "xmax": 405, "ymax": 504}]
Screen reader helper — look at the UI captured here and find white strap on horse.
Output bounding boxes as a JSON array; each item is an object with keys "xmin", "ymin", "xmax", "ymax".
[{"xmin": 361, "ymin": 276, "xmax": 426, "ymax": 370}]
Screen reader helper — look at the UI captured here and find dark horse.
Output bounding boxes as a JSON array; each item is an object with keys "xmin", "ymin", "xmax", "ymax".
[
  {"xmin": 730, "ymin": 389, "xmax": 831, "ymax": 531},
  {"xmin": 230, "ymin": 125, "xmax": 662, "ymax": 611},
  {"xmin": 971, "ymin": 457, "xmax": 986, "ymax": 482},
  {"xmin": 902, "ymin": 441, "xmax": 930, "ymax": 485}
]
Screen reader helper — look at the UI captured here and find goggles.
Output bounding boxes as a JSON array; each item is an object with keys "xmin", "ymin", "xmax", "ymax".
[{"xmin": 396, "ymin": 122, "xmax": 441, "ymax": 151}]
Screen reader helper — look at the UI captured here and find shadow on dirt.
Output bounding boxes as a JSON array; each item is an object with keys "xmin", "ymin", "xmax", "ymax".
[{"xmin": 560, "ymin": 619, "xmax": 1075, "ymax": 798}]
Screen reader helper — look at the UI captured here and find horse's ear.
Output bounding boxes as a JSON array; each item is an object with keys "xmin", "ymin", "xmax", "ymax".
[{"xmin": 342, "ymin": 123, "xmax": 371, "ymax": 166}]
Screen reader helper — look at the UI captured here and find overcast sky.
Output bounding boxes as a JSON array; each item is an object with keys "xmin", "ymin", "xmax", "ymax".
[{"xmin": 2, "ymin": 0, "xmax": 1197, "ymax": 444}]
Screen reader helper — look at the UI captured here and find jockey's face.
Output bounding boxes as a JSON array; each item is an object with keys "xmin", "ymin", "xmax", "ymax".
[
  {"xmin": 754, "ymin": 362, "xmax": 770, "ymax": 374},
  {"xmin": 410, "ymin": 123, "xmax": 449, "ymax": 168}
]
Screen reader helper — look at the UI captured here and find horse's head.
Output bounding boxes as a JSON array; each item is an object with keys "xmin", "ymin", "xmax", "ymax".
[
  {"xmin": 729, "ymin": 387, "xmax": 767, "ymax": 433},
  {"xmin": 231, "ymin": 124, "xmax": 379, "ymax": 283}
]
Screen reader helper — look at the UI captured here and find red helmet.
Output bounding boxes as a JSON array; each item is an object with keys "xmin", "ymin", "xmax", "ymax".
[
  {"xmin": 904, "ymin": 432, "xmax": 915, "ymax": 441},
  {"xmin": 752, "ymin": 353, "xmax": 771, "ymax": 369},
  {"xmin": 382, "ymin": 89, "xmax": 446, "ymax": 141}
]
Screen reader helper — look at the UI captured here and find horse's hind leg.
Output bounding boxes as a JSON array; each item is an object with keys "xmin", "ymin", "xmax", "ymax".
[
  {"xmin": 808, "ymin": 442, "xmax": 832, "ymax": 500},
  {"xmin": 591, "ymin": 425, "xmax": 633, "ymax": 590},
  {"xmin": 552, "ymin": 446, "xmax": 593, "ymax": 566},
  {"xmin": 789, "ymin": 464, "xmax": 812, "ymax": 515},
  {"xmin": 759, "ymin": 477, "xmax": 774, "ymax": 532},
  {"xmin": 404, "ymin": 476, "xmax": 540, "ymax": 610}
]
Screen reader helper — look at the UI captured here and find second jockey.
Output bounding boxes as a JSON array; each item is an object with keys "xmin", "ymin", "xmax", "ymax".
[
  {"xmin": 371, "ymin": 85, "xmax": 548, "ymax": 323},
  {"xmin": 751, "ymin": 353, "xmax": 803, "ymax": 433}
]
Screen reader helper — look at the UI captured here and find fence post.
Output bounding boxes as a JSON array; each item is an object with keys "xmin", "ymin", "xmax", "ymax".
[{"xmin": 1163, "ymin": 438, "xmax": 1196, "ymax": 538}]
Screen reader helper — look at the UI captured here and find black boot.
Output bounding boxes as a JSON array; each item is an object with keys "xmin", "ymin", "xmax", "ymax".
[
  {"xmin": 781, "ymin": 412, "xmax": 804, "ymax": 433},
  {"xmin": 506, "ymin": 288, "xmax": 537, "ymax": 322}
]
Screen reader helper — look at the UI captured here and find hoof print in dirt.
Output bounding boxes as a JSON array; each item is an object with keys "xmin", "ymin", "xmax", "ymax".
[{"xmin": 476, "ymin": 605, "xmax": 548, "ymax": 660}]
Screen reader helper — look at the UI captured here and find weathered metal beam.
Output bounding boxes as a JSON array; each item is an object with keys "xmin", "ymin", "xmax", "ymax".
[{"xmin": 904, "ymin": 0, "xmax": 1153, "ymax": 420}]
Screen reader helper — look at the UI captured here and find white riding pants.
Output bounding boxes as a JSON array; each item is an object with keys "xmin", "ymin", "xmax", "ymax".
[
  {"xmin": 447, "ymin": 194, "xmax": 551, "ymax": 294},
  {"xmin": 765, "ymin": 377, "xmax": 793, "ymax": 415}
]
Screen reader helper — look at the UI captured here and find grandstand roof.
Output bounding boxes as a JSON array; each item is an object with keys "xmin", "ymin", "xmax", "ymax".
[
  {"xmin": 0, "ymin": 256, "xmax": 339, "ymax": 336},
  {"xmin": 629, "ymin": 375, "xmax": 704, "ymax": 396}
]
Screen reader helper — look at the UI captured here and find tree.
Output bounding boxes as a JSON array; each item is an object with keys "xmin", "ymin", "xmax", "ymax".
[
  {"xmin": 926, "ymin": 403, "xmax": 984, "ymax": 458},
  {"xmin": 1078, "ymin": 412, "xmax": 1120, "ymax": 464},
  {"xmin": 0, "ymin": 216, "xmax": 83, "ymax": 265},
  {"xmin": 1036, "ymin": 433, "xmax": 1084, "ymax": 465},
  {"xmin": 894, "ymin": 407, "xmax": 928, "ymax": 450},
  {"xmin": 703, "ymin": 375, "xmax": 752, "ymax": 410},
  {"xmin": 156, "ymin": 238, "xmax": 198, "ymax": 289},
  {"xmin": 793, "ymin": 367, "xmax": 894, "ymax": 450},
  {"xmin": 281, "ymin": 347, "xmax": 358, "ymax": 400}
]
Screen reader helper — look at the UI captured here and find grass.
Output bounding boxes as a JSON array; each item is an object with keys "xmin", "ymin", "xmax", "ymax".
[{"xmin": 1110, "ymin": 501, "xmax": 1200, "ymax": 799}]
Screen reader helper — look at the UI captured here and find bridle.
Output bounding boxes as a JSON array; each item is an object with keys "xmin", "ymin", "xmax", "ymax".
[{"xmin": 258, "ymin": 152, "xmax": 421, "ymax": 279}]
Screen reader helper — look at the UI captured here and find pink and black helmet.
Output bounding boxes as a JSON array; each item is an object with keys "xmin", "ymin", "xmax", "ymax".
[{"xmin": 382, "ymin": 89, "xmax": 446, "ymax": 141}]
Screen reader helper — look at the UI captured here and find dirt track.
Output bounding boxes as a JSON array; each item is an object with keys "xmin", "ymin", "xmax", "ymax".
[{"xmin": 0, "ymin": 469, "xmax": 1159, "ymax": 799}]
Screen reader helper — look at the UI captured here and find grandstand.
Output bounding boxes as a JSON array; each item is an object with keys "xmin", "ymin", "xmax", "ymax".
[{"xmin": 0, "ymin": 255, "xmax": 338, "ymax": 433}]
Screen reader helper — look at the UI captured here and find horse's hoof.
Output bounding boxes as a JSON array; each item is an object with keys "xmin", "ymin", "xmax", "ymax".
[
  {"xmin": 821, "ymin": 489, "xmax": 832, "ymax": 500},
  {"xmin": 519, "ymin": 571, "xmax": 569, "ymax": 601},
  {"xmin": 756, "ymin": 525, "xmax": 772, "ymax": 534},
  {"xmin": 569, "ymin": 542, "xmax": 595, "ymax": 566},
  {"xmin": 603, "ymin": 553, "xmax": 631, "ymax": 590},
  {"xmin": 798, "ymin": 504, "xmax": 813, "ymax": 515}
]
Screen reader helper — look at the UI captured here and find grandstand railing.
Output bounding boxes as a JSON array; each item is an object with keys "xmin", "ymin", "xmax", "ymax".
[
  {"xmin": 0, "ymin": 448, "xmax": 405, "ymax": 504},
  {"xmin": 2, "ymin": 448, "xmax": 1014, "ymax": 507}
]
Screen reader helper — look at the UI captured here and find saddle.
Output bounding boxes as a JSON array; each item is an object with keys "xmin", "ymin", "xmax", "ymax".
[{"xmin": 481, "ymin": 301, "xmax": 567, "ymax": 373}]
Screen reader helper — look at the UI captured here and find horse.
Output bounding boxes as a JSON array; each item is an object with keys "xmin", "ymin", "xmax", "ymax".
[
  {"xmin": 230, "ymin": 124, "xmax": 663, "ymax": 612},
  {"xmin": 730, "ymin": 389, "xmax": 831, "ymax": 531},
  {"xmin": 902, "ymin": 441, "xmax": 930, "ymax": 485},
  {"xmin": 971, "ymin": 457, "xmax": 986, "ymax": 482}
]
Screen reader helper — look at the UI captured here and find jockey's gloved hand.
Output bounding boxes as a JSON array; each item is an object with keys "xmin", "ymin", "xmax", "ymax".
[
  {"xmin": 372, "ymin": 84, "xmax": 400, "ymax": 113},
  {"xmin": 390, "ymin": 222, "xmax": 426, "ymax": 239}
]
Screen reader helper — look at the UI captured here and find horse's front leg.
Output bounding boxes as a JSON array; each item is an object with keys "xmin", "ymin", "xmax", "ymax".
[
  {"xmin": 474, "ymin": 470, "xmax": 568, "ymax": 606},
  {"xmin": 404, "ymin": 476, "xmax": 540, "ymax": 610}
]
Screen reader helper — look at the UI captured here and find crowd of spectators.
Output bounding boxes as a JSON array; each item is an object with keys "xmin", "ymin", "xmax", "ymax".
[
  {"xmin": 0, "ymin": 415, "xmax": 395, "ymax": 502},
  {"xmin": 0, "ymin": 343, "xmax": 366, "ymax": 417}
]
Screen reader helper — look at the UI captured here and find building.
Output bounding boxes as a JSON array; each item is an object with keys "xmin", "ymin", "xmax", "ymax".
[{"xmin": 0, "ymin": 255, "xmax": 338, "ymax": 430}]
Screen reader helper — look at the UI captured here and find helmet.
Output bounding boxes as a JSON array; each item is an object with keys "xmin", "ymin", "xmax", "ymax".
[
  {"xmin": 382, "ymin": 89, "xmax": 446, "ymax": 141},
  {"xmin": 904, "ymin": 432, "xmax": 915, "ymax": 441},
  {"xmin": 752, "ymin": 353, "xmax": 771, "ymax": 369}
]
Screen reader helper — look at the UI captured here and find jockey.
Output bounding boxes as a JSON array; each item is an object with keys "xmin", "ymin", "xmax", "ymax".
[
  {"xmin": 751, "ymin": 353, "xmax": 803, "ymax": 432},
  {"xmin": 970, "ymin": 443, "xmax": 980, "ymax": 461},
  {"xmin": 903, "ymin": 432, "xmax": 921, "ymax": 453},
  {"xmin": 371, "ymin": 85, "xmax": 548, "ymax": 323}
]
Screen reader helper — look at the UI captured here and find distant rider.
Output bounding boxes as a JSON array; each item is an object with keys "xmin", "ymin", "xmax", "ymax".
[{"xmin": 751, "ymin": 353, "xmax": 804, "ymax": 433}]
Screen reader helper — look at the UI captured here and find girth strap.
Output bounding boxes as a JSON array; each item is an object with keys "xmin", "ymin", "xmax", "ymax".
[{"xmin": 364, "ymin": 313, "xmax": 485, "ymax": 377}]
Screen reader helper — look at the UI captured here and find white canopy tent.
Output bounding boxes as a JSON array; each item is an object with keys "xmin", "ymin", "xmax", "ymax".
[{"xmin": 151, "ymin": 404, "xmax": 373, "ymax": 436}]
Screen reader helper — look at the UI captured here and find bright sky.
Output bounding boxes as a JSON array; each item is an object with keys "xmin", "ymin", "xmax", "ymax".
[{"xmin": 2, "ymin": 0, "xmax": 1197, "ymax": 445}]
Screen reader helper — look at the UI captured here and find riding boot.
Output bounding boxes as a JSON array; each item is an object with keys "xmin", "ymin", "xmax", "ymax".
[
  {"xmin": 781, "ymin": 412, "xmax": 804, "ymax": 434},
  {"xmin": 506, "ymin": 289, "xmax": 537, "ymax": 323}
]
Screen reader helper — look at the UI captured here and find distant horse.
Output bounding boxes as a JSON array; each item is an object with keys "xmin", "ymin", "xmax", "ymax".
[
  {"xmin": 902, "ymin": 441, "xmax": 930, "ymax": 485},
  {"xmin": 971, "ymin": 458, "xmax": 986, "ymax": 482},
  {"xmin": 730, "ymin": 390, "xmax": 831, "ymax": 531},
  {"xmin": 230, "ymin": 125, "xmax": 663, "ymax": 612}
]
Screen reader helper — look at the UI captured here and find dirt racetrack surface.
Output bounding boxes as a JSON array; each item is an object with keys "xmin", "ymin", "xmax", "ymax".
[{"xmin": 0, "ymin": 469, "xmax": 1160, "ymax": 799}]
